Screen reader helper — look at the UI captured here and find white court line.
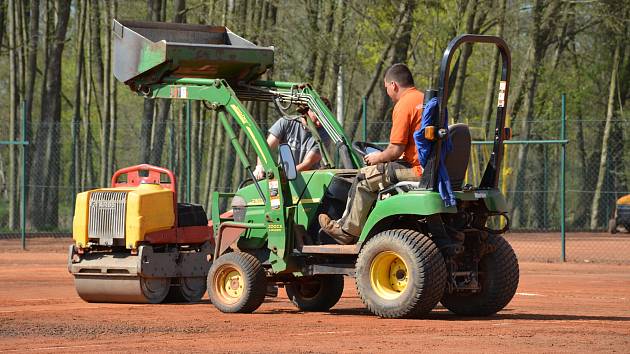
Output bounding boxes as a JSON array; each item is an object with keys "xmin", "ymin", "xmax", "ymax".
[
  {"xmin": 0, "ymin": 304, "xmax": 146, "ymax": 313},
  {"xmin": 2, "ymin": 343, "xmax": 110, "ymax": 352},
  {"xmin": 293, "ymin": 330, "xmax": 353, "ymax": 336},
  {"xmin": 14, "ymin": 298, "xmax": 68, "ymax": 302},
  {"xmin": 516, "ymin": 292, "xmax": 544, "ymax": 296}
]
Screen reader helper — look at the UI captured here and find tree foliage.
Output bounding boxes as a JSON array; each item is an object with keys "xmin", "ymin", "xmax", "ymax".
[{"xmin": 0, "ymin": 0, "xmax": 628, "ymax": 232}]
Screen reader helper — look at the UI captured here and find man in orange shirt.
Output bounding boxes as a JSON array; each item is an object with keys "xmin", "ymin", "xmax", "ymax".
[{"xmin": 319, "ymin": 63, "xmax": 424, "ymax": 244}]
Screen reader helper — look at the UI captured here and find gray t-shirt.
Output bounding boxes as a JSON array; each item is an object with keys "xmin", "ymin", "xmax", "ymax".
[{"xmin": 268, "ymin": 116, "xmax": 327, "ymax": 169}]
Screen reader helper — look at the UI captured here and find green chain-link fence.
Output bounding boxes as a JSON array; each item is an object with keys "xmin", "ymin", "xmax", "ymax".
[
  {"xmin": 1, "ymin": 98, "xmax": 629, "ymax": 263},
  {"xmin": 358, "ymin": 94, "xmax": 629, "ymax": 263}
]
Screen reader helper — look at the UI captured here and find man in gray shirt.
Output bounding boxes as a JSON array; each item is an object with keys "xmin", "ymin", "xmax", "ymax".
[{"xmin": 254, "ymin": 99, "xmax": 331, "ymax": 179}]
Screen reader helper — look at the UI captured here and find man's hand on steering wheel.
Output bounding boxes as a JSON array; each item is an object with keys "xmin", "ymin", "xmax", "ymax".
[{"xmin": 363, "ymin": 152, "xmax": 381, "ymax": 166}]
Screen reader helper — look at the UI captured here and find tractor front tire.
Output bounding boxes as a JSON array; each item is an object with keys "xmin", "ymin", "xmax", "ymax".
[
  {"xmin": 355, "ymin": 229, "xmax": 446, "ymax": 319},
  {"xmin": 440, "ymin": 234, "xmax": 519, "ymax": 316},
  {"xmin": 208, "ymin": 252, "xmax": 266, "ymax": 313},
  {"xmin": 286, "ymin": 275, "xmax": 344, "ymax": 312}
]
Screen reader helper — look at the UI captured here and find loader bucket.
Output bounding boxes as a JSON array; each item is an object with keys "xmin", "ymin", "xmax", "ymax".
[{"xmin": 112, "ymin": 19, "xmax": 274, "ymax": 89}]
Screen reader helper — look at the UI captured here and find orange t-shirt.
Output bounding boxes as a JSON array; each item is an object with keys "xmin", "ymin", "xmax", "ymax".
[{"xmin": 390, "ymin": 87, "xmax": 424, "ymax": 176}]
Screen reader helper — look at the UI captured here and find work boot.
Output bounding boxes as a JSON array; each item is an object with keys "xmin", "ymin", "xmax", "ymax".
[{"xmin": 318, "ymin": 214, "xmax": 357, "ymax": 245}]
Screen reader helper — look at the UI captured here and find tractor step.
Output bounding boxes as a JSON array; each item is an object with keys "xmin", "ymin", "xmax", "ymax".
[{"xmin": 298, "ymin": 244, "xmax": 360, "ymax": 255}]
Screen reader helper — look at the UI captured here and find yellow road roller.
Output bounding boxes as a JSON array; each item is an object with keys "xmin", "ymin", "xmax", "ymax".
[{"xmin": 68, "ymin": 164, "xmax": 212, "ymax": 303}]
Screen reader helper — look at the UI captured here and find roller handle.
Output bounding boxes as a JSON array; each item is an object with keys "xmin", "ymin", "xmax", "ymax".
[{"xmin": 111, "ymin": 164, "xmax": 176, "ymax": 193}]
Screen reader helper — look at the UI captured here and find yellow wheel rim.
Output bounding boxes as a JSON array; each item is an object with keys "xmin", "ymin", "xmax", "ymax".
[
  {"xmin": 214, "ymin": 266, "xmax": 244, "ymax": 304},
  {"xmin": 370, "ymin": 251, "xmax": 408, "ymax": 300}
]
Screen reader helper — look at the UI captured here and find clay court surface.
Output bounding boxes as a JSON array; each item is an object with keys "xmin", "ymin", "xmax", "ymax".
[{"xmin": 0, "ymin": 235, "xmax": 629, "ymax": 353}]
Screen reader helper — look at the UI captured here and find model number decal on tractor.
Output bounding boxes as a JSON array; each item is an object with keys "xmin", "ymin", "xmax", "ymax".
[
  {"xmin": 169, "ymin": 86, "xmax": 187, "ymax": 99},
  {"xmin": 498, "ymin": 81, "xmax": 506, "ymax": 107},
  {"xmin": 474, "ymin": 192, "xmax": 488, "ymax": 198},
  {"xmin": 267, "ymin": 224, "xmax": 282, "ymax": 231}
]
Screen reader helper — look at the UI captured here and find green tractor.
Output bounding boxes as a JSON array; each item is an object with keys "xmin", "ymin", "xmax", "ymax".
[{"xmin": 79, "ymin": 20, "xmax": 519, "ymax": 318}]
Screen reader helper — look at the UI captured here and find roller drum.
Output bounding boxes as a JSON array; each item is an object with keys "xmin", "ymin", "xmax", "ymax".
[
  {"xmin": 74, "ymin": 275, "xmax": 170, "ymax": 304},
  {"xmin": 68, "ymin": 243, "xmax": 212, "ymax": 304}
]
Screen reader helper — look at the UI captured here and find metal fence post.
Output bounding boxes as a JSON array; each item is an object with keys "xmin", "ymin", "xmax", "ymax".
[
  {"xmin": 543, "ymin": 144, "xmax": 548, "ymax": 229},
  {"xmin": 561, "ymin": 94, "xmax": 567, "ymax": 262},
  {"xmin": 21, "ymin": 101, "xmax": 27, "ymax": 250},
  {"xmin": 186, "ymin": 101, "xmax": 191, "ymax": 203},
  {"xmin": 0, "ymin": 102, "xmax": 29, "ymax": 248},
  {"xmin": 362, "ymin": 96, "xmax": 367, "ymax": 142}
]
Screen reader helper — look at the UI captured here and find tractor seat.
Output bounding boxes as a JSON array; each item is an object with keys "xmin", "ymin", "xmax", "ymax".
[
  {"xmin": 379, "ymin": 123, "xmax": 471, "ymax": 198},
  {"xmin": 444, "ymin": 123, "xmax": 471, "ymax": 191}
]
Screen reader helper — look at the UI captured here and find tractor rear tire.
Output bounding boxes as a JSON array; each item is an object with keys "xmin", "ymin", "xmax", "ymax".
[
  {"xmin": 355, "ymin": 229, "xmax": 446, "ymax": 319},
  {"xmin": 208, "ymin": 252, "xmax": 266, "ymax": 313},
  {"xmin": 440, "ymin": 234, "xmax": 519, "ymax": 316},
  {"xmin": 286, "ymin": 275, "xmax": 344, "ymax": 312}
]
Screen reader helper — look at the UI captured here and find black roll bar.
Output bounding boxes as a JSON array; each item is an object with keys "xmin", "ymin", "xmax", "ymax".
[{"xmin": 419, "ymin": 34, "xmax": 511, "ymax": 191}]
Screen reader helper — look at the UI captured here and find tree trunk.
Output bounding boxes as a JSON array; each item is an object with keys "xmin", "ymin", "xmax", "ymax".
[
  {"xmin": 26, "ymin": 0, "xmax": 53, "ymax": 227},
  {"xmin": 611, "ymin": 27, "xmax": 630, "ymax": 196},
  {"xmin": 177, "ymin": 105, "xmax": 186, "ymax": 200},
  {"xmin": 174, "ymin": 0, "xmax": 186, "ymax": 23},
  {"xmin": 23, "ymin": 0, "xmax": 39, "ymax": 206},
  {"xmin": 509, "ymin": 46, "xmax": 541, "ymax": 228},
  {"xmin": 140, "ymin": 99, "xmax": 155, "ymax": 163},
  {"xmin": 140, "ymin": 0, "xmax": 163, "ymax": 163},
  {"xmin": 481, "ymin": 0, "xmax": 506, "ymax": 140},
  {"xmin": 0, "ymin": 0, "xmax": 6, "ymax": 47},
  {"xmin": 28, "ymin": 0, "xmax": 71, "ymax": 229},
  {"xmin": 98, "ymin": 0, "xmax": 112, "ymax": 187},
  {"xmin": 107, "ymin": 0, "xmax": 118, "ymax": 177},
  {"xmin": 191, "ymin": 102, "xmax": 202, "ymax": 203},
  {"xmin": 149, "ymin": 99, "xmax": 171, "ymax": 165},
  {"xmin": 304, "ymin": 0, "xmax": 319, "ymax": 82},
  {"xmin": 86, "ymin": 0, "xmax": 110, "ymax": 188},
  {"xmin": 571, "ymin": 44, "xmax": 589, "ymax": 228},
  {"xmin": 451, "ymin": 0, "xmax": 477, "ymax": 123},
  {"xmin": 346, "ymin": 7, "xmax": 407, "ymax": 141},
  {"xmin": 81, "ymin": 16, "xmax": 94, "ymax": 190},
  {"xmin": 202, "ymin": 111, "xmax": 216, "ymax": 209},
  {"xmin": 329, "ymin": 0, "xmax": 346, "ymax": 119},
  {"xmin": 376, "ymin": 0, "xmax": 416, "ymax": 141},
  {"xmin": 313, "ymin": 0, "xmax": 334, "ymax": 91},
  {"xmin": 168, "ymin": 114, "xmax": 176, "ymax": 173},
  {"xmin": 17, "ymin": 0, "xmax": 25, "ymax": 97},
  {"xmin": 590, "ymin": 43, "xmax": 620, "ymax": 230},
  {"xmin": 8, "ymin": 0, "xmax": 19, "ymax": 229},
  {"xmin": 208, "ymin": 113, "xmax": 224, "ymax": 212},
  {"xmin": 148, "ymin": 0, "xmax": 185, "ymax": 167},
  {"xmin": 451, "ymin": 0, "xmax": 487, "ymax": 123},
  {"xmin": 71, "ymin": 0, "xmax": 87, "ymax": 199},
  {"xmin": 509, "ymin": 0, "xmax": 562, "ymax": 228}
]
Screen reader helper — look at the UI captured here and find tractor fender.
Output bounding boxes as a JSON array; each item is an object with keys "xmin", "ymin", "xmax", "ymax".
[
  {"xmin": 358, "ymin": 191, "xmax": 457, "ymax": 244},
  {"xmin": 208, "ymin": 210, "xmax": 243, "ymax": 257}
]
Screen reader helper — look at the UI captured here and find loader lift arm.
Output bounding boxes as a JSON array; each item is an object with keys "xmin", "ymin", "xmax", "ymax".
[{"xmin": 141, "ymin": 76, "xmax": 360, "ymax": 272}]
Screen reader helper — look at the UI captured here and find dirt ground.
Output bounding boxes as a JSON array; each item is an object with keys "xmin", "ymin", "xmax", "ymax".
[
  {"xmin": 506, "ymin": 231, "xmax": 630, "ymax": 264},
  {"xmin": 0, "ymin": 237, "xmax": 629, "ymax": 353}
]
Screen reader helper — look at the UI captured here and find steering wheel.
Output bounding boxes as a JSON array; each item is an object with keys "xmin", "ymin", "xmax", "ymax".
[
  {"xmin": 352, "ymin": 141, "xmax": 385, "ymax": 158},
  {"xmin": 237, "ymin": 178, "xmax": 255, "ymax": 190}
]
